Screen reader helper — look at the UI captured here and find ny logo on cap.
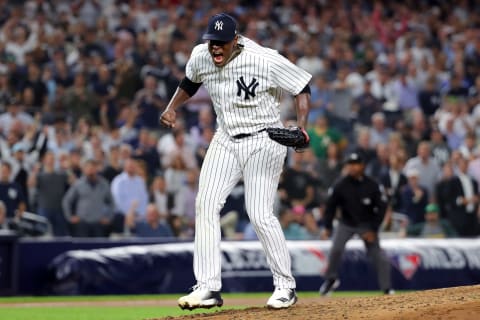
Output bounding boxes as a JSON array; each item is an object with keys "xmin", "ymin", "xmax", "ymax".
[{"xmin": 214, "ymin": 20, "xmax": 223, "ymax": 31}]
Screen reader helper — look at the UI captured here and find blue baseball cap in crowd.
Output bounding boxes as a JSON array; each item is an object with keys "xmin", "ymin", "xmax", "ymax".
[{"xmin": 202, "ymin": 13, "xmax": 237, "ymax": 42}]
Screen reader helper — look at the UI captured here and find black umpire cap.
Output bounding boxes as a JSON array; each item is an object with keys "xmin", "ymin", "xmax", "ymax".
[
  {"xmin": 202, "ymin": 13, "xmax": 237, "ymax": 42},
  {"xmin": 345, "ymin": 152, "xmax": 365, "ymax": 165}
]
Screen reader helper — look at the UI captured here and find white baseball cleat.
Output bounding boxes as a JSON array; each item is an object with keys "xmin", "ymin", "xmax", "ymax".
[
  {"xmin": 178, "ymin": 286, "xmax": 223, "ymax": 310},
  {"xmin": 266, "ymin": 288, "xmax": 298, "ymax": 309}
]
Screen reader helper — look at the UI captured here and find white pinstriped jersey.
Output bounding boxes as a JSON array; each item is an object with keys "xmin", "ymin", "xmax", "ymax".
[{"xmin": 185, "ymin": 36, "xmax": 312, "ymax": 136}]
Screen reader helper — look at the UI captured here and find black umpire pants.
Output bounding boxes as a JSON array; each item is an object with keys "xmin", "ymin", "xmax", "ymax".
[{"xmin": 324, "ymin": 222, "xmax": 391, "ymax": 290}]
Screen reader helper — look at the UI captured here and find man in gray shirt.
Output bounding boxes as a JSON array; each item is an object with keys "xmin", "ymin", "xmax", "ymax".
[
  {"xmin": 29, "ymin": 151, "xmax": 70, "ymax": 236},
  {"xmin": 62, "ymin": 159, "xmax": 114, "ymax": 237},
  {"xmin": 404, "ymin": 141, "xmax": 441, "ymax": 200}
]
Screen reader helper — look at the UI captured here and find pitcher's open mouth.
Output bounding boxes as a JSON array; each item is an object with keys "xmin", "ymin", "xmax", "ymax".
[{"xmin": 213, "ymin": 53, "xmax": 224, "ymax": 64}]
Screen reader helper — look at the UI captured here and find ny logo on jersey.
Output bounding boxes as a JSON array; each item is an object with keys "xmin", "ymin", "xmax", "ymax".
[
  {"xmin": 214, "ymin": 20, "xmax": 223, "ymax": 30},
  {"xmin": 236, "ymin": 76, "xmax": 259, "ymax": 100}
]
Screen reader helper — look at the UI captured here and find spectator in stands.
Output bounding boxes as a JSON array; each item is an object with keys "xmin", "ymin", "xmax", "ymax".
[
  {"xmin": 194, "ymin": 126, "xmax": 214, "ymax": 167},
  {"xmin": 429, "ymin": 126, "xmax": 451, "ymax": 167},
  {"xmin": 132, "ymin": 74, "xmax": 164, "ymax": 130},
  {"xmin": 67, "ymin": 148, "xmax": 83, "ymax": 179},
  {"xmin": 110, "ymin": 157, "xmax": 148, "ymax": 234},
  {"xmin": 278, "ymin": 206, "xmax": 311, "ymax": 240},
  {"xmin": 118, "ymin": 143, "xmax": 133, "ymax": 165},
  {"xmin": 187, "ymin": 99, "xmax": 215, "ymax": 147},
  {"xmin": 458, "ymin": 132, "xmax": 477, "ymax": 160},
  {"xmin": 126, "ymin": 202, "xmax": 173, "ymax": 238},
  {"xmin": 393, "ymin": 66, "xmax": 419, "ymax": 113},
  {"xmin": 164, "ymin": 153, "xmax": 188, "ymax": 198},
  {"xmin": 100, "ymin": 144, "xmax": 122, "ymax": 183},
  {"xmin": 291, "ymin": 205, "xmax": 320, "ymax": 239},
  {"xmin": 0, "ymin": 161, "xmax": 26, "ymax": 219},
  {"xmin": 9, "ymin": 142, "xmax": 35, "ymax": 204},
  {"xmin": 447, "ymin": 73, "xmax": 469, "ymax": 98},
  {"xmin": 278, "ymin": 152, "xmax": 315, "ymax": 212},
  {"xmin": 352, "ymin": 79, "xmax": 382, "ymax": 127},
  {"xmin": 330, "ymin": 65, "xmax": 355, "ymax": 133},
  {"xmin": 0, "ymin": 96, "xmax": 34, "ymax": 137},
  {"xmin": 132, "ymin": 128, "xmax": 160, "ymax": 174},
  {"xmin": 62, "ymin": 158, "xmax": 114, "ymax": 237},
  {"xmin": 401, "ymin": 168, "xmax": 429, "ymax": 225},
  {"xmin": 404, "ymin": 141, "xmax": 441, "ymax": 199},
  {"xmin": 418, "ymin": 76, "xmax": 441, "ymax": 117},
  {"xmin": 406, "ymin": 203, "xmax": 457, "ymax": 238},
  {"xmin": 366, "ymin": 143, "xmax": 390, "ymax": 182},
  {"xmin": 380, "ymin": 153, "xmax": 408, "ymax": 213},
  {"xmin": 468, "ymin": 148, "xmax": 480, "ymax": 186},
  {"xmin": 385, "ymin": 132, "xmax": 406, "ymax": 158},
  {"xmin": 308, "ymin": 75, "xmax": 332, "ymax": 123},
  {"xmin": 0, "ymin": 200, "xmax": 7, "ymax": 229},
  {"xmin": 4, "ymin": 22, "xmax": 37, "ymax": 67},
  {"xmin": 172, "ymin": 169, "xmax": 199, "ymax": 237},
  {"xmin": 435, "ymin": 161, "xmax": 454, "ymax": 217},
  {"xmin": 242, "ymin": 221, "xmax": 258, "ymax": 241},
  {"xmin": 47, "ymin": 121, "xmax": 75, "ymax": 154},
  {"xmin": 28, "ymin": 151, "xmax": 70, "ymax": 236},
  {"xmin": 307, "ymin": 115, "xmax": 346, "ymax": 160},
  {"xmin": 441, "ymin": 115, "xmax": 464, "ymax": 151},
  {"xmin": 63, "ymin": 73, "xmax": 98, "ymax": 126},
  {"xmin": 150, "ymin": 175, "xmax": 169, "ymax": 215},
  {"xmin": 369, "ymin": 112, "xmax": 392, "ymax": 148},
  {"xmin": 317, "ymin": 143, "xmax": 343, "ymax": 200},
  {"xmin": 350, "ymin": 127, "xmax": 376, "ymax": 165},
  {"xmin": 22, "ymin": 63, "xmax": 47, "ymax": 113},
  {"xmin": 444, "ymin": 156, "xmax": 480, "ymax": 237},
  {"xmin": 162, "ymin": 128, "xmax": 197, "ymax": 170}
]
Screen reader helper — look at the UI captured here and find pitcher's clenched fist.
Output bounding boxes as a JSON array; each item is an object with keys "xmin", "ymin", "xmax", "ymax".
[{"xmin": 159, "ymin": 108, "xmax": 176, "ymax": 128}]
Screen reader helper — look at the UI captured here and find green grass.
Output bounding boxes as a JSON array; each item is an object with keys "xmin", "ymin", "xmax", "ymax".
[
  {"xmin": 0, "ymin": 291, "xmax": 391, "ymax": 320},
  {"xmin": 0, "ymin": 291, "xmax": 384, "ymax": 303},
  {"xmin": 0, "ymin": 306, "xmax": 246, "ymax": 320}
]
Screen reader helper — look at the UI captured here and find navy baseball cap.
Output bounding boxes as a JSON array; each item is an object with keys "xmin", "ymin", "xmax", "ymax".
[
  {"xmin": 345, "ymin": 152, "xmax": 365, "ymax": 165},
  {"xmin": 202, "ymin": 13, "xmax": 237, "ymax": 42}
]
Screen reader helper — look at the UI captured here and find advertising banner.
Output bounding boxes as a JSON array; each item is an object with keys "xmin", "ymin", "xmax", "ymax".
[{"xmin": 47, "ymin": 239, "xmax": 480, "ymax": 294}]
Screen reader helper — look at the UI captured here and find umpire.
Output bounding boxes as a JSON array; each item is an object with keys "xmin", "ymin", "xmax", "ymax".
[{"xmin": 319, "ymin": 152, "xmax": 393, "ymax": 295}]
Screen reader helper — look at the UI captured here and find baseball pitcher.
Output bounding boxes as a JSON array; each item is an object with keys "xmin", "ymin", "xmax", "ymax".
[{"xmin": 160, "ymin": 13, "xmax": 312, "ymax": 310}]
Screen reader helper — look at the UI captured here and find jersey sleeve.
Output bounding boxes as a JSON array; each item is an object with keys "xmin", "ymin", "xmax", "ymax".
[
  {"xmin": 185, "ymin": 44, "xmax": 205, "ymax": 83},
  {"xmin": 269, "ymin": 50, "xmax": 312, "ymax": 95}
]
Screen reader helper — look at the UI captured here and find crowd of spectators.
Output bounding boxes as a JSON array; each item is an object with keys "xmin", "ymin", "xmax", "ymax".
[{"xmin": 0, "ymin": 0, "xmax": 480, "ymax": 240}]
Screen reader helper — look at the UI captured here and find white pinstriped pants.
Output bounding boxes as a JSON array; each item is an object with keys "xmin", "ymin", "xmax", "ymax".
[{"xmin": 194, "ymin": 129, "xmax": 296, "ymax": 291}]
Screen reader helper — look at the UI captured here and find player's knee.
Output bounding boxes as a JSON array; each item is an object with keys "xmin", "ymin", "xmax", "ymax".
[
  {"xmin": 195, "ymin": 194, "xmax": 224, "ymax": 215},
  {"xmin": 248, "ymin": 215, "xmax": 269, "ymax": 229}
]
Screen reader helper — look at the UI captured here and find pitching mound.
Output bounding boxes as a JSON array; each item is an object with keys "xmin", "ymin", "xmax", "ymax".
[{"xmin": 158, "ymin": 285, "xmax": 480, "ymax": 320}]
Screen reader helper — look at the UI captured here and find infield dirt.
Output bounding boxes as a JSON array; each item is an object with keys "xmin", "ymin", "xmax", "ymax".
[{"xmin": 157, "ymin": 284, "xmax": 480, "ymax": 320}]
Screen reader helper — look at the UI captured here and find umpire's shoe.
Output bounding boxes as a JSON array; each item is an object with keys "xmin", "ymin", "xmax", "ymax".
[
  {"xmin": 178, "ymin": 286, "xmax": 223, "ymax": 310},
  {"xmin": 319, "ymin": 278, "xmax": 340, "ymax": 296},
  {"xmin": 266, "ymin": 288, "xmax": 298, "ymax": 309}
]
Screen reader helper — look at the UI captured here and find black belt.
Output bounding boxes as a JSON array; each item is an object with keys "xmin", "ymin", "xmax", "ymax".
[{"xmin": 232, "ymin": 128, "xmax": 266, "ymax": 139}]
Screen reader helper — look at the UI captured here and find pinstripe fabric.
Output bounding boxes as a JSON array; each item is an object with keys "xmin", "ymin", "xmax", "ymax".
[
  {"xmin": 185, "ymin": 36, "xmax": 312, "ymax": 137},
  {"xmin": 195, "ymin": 130, "xmax": 293, "ymax": 290},
  {"xmin": 188, "ymin": 35, "xmax": 311, "ymax": 292}
]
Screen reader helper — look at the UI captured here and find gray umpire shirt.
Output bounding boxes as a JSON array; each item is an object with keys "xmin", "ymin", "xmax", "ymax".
[{"xmin": 62, "ymin": 176, "xmax": 114, "ymax": 223}]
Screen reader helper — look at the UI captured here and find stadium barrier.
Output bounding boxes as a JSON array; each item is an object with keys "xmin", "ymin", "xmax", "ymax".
[{"xmin": 1, "ymin": 237, "xmax": 480, "ymax": 295}]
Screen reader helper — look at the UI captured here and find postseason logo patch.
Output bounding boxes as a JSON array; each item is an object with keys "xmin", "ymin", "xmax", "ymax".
[{"xmin": 391, "ymin": 253, "xmax": 422, "ymax": 280}]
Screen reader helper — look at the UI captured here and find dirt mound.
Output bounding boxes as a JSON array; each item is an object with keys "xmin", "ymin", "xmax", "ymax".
[{"xmin": 157, "ymin": 285, "xmax": 480, "ymax": 320}]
